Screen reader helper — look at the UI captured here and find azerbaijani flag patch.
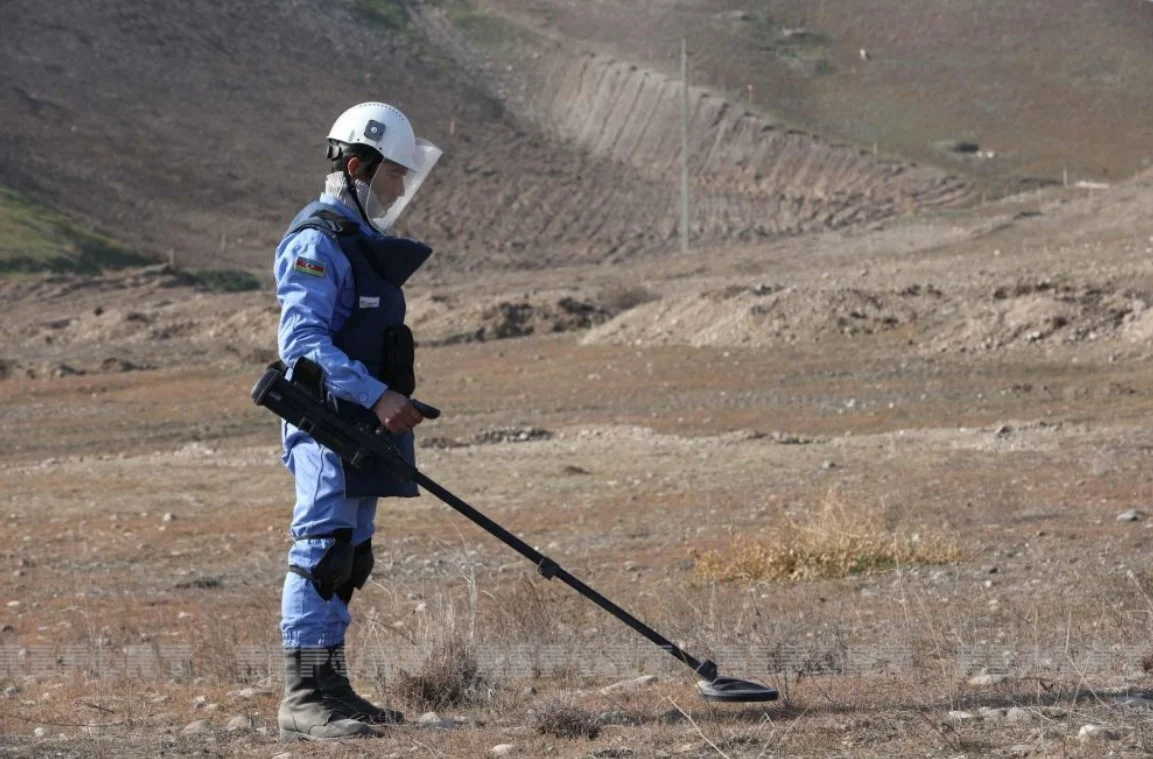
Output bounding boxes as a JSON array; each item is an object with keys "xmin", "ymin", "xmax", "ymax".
[{"xmin": 293, "ymin": 256, "xmax": 326, "ymax": 277}]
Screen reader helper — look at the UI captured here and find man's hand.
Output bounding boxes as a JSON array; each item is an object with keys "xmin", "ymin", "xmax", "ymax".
[{"xmin": 371, "ymin": 389, "xmax": 424, "ymax": 434}]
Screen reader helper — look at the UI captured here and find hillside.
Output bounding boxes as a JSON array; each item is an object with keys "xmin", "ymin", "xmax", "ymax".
[
  {"xmin": 1, "ymin": 0, "xmax": 971, "ymax": 275},
  {"xmin": 480, "ymin": 0, "xmax": 1153, "ymax": 184}
]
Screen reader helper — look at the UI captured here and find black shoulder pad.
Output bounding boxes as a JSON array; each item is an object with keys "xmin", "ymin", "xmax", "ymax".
[
  {"xmin": 311, "ymin": 210, "xmax": 359, "ymax": 236},
  {"xmin": 290, "ymin": 210, "xmax": 359, "ymax": 238}
]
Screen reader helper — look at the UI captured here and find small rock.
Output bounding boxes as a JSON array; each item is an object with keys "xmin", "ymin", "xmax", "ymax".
[
  {"xmin": 163, "ymin": 512, "xmax": 176, "ymax": 522},
  {"xmin": 968, "ymin": 673, "xmax": 1007, "ymax": 686},
  {"xmin": 0, "ymin": 624, "xmax": 13, "ymax": 633},
  {"xmin": 1077, "ymin": 724, "xmax": 1118, "ymax": 741},
  {"xmin": 1117, "ymin": 509, "xmax": 1143, "ymax": 522},
  {"xmin": 4, "ymin": 685, "xmax": 21, "ymax": 697},
  {"xmin": 821, "ymin": 460, "xmax": 837, "ymax": 470},
  {"xmin": 192, "ymin": 695, "xmax": 207, "ymax": 709},
  {"xmin": 491, "ymin": 745, "xmax": 516, "ymax": 757},
  {"xmin": 946, "ymin": 710, "xmax": 976, "ymax": 723},
  {"xmin": 227, "ymin": 687, "xmax": 256, "ymax": 700},
  {"xmin": 418, "ymin": 711, "xmax": 453, "ymax": 729},
  {"xmin": 981, "ymin": 565, "xmax": 998, "ymax": 574},
  {"xmin": 6, "ymin": 601, "xmax": 20, "ymax": 608},
  {"xmin": 597, "ymin": 709, "xmax": 638, "ymax": 726},
  {"xmin": 1005, "ymin": 707, "xmax": 1035, "ymax": 722},
  {"xmin": 978, "ymin": 707, "xmax": 1007, "ymax": 721},
  {"xmin": 522, "ymin": 686, "xmax": 536, "ymax": 697},
  {"xmin": 600, "ymin": 675, "xmax": 659, "ymax": 694},
  {"xmin": 33, "ymin": 727, "xmax": 45, "ymax": 738},
  {"xmin": 181, "ymin": 719, "xmax": 212, "ymax": 735},
  {"xmin": 226, "ymin": 714, "xmax": 254, "ymax": 731}
]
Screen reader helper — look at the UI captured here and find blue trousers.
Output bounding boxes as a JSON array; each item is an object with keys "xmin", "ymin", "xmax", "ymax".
[{"xmin": 280, "ymin": 439, "xmax": 377, "ymax": 648}]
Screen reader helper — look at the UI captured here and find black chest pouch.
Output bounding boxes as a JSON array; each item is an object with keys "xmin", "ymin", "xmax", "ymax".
[{"xmin": 381, "ymin": 324, "xmax": 416, "ymax": 396}]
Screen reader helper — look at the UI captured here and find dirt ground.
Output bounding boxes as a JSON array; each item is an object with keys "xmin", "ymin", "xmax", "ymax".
[{"xmin": 2, "ymin": 176, "xmax": 1153, "ymax": 757}]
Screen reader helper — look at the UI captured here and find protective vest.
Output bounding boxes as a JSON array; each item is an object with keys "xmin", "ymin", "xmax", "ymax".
[{"xmin": 284, "ymin": 201, "xmax": 432, "ymax": 498}]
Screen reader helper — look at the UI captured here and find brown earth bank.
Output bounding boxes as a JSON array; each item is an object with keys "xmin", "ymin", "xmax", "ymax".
[{"xmin": 3, "ymin": 0, "xmax": 981, "ymax": 276}]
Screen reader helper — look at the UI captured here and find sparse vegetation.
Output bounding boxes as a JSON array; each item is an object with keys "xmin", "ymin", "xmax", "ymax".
[
  {"xmin": 529, "ymin": 695, "xmax": 602, "ymax": 740},
  {"xmin": 393, "ymin": 635, "xmax": 486, "ymax": 709},
  {"xmin": 740, "ymin": 10, "xmax": 834, "ymax": 76},
  {"xmin": 347, "ymin": 0, "xmax": 412, "ymax": 31},
  {"xmin": 431, "ymin": 0, "xmax": 533, "ymax": 53},
  {"xmin": 597, "ymin": 283, "xmax": 660, "ymax": 314},
  {"xmin": 0, "ymin": 186, "xmax": 152, "ymax": 275},
  {"xmin": 183, "ymin": 267, "xmax": 262, "ymax": 293},
  {"xmin": 693, "ymin": 492, "xmax": 963, "ymax": 582}
]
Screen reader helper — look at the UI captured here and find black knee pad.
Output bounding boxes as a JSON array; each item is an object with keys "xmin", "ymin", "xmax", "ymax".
[
  {"xmin": 350, "ymin": 539, "xmax": 374, "ymax": 589},
  {"xmin": 290, "ymin": 529, "xmax": 354, "ymax": 601},
  {"xmin": 336, "ymin": 539, "xmax": 374, "ymax": 605}
]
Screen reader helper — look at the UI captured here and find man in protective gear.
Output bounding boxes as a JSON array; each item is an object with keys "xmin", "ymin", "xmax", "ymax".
[{"xmin": 273, "ymin": 102, "xmax": 441, "ymax": 741}]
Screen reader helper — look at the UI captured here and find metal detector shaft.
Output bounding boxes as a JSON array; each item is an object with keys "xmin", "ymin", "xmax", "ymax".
[
  {"xmin": 408, "ymin": 470, "xmax": 718, "ymax": 682},
  {"xmin": 251, "ymin": 361, "xmax": 719, "ymax": 683}
]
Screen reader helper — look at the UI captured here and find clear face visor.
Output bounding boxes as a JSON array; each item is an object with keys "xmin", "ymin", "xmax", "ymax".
[{"xmin": 363, "ymin": 139, "xmax": 442, "ymax": 234}]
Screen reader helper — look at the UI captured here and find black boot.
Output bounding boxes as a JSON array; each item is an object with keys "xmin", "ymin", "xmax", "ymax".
[
  {"xmin": 317, "ymin": 644, "xmax": 405, "ymax": 726},
  {"xmin": 279, "ymin": 648, "xmax": 375, "ymax": 741}
]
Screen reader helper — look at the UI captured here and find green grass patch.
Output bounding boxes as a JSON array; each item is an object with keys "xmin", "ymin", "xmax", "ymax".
[
  {"xmin": 431, "ymin": 0, "xmax": 530, "ymax": 53},
  {"xmin": 183, "ymin": 268, "xmax": 263, "ymax": 293},
  {"xmin": 0, "ymin": 186, "xmax": 152, "ymax": 275},
  {"xmin": 347, "ymin": 0, "xmax": 412, "ymax": 31},
  {"xmin": 742, "ymin": 11, "xmax": 834, "ymax": 76}
]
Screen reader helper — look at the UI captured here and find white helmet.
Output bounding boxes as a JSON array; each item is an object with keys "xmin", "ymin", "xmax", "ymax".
[
  {"xmin": 325, "ymin": 102, "xmax": 441, "ymax": 233},
  {"xmin": 327, "ymin": 101, "xmax": 420, "ymax": 170}
]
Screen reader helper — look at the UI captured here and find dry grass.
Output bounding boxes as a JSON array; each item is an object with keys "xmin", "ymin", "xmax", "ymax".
[
  {"xmin": 393, "ymin": 636, "xmax": 487, "ymax": 710},
  {"xmin": 529, "ymin": 694, "xmax": 602, "ymax": 740},
  {"xmin": 693, "ymin": 491, "xmax": 963, "ymax": 582}
]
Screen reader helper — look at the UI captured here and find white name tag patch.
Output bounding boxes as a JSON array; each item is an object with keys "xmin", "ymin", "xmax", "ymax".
[{"xmin": 359, "ymin": 296, "xmax": 380, "ymax": 309}]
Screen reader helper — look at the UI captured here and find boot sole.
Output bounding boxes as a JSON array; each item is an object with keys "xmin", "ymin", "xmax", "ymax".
[{"xmin": 279, "ymin": 727, "xmax": 374, "ymax": 741}]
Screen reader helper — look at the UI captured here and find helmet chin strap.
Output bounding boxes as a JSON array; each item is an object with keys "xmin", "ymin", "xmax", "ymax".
[{"xmin": 340, "ymin": 162, "xmax": 374, "ymax": 229}]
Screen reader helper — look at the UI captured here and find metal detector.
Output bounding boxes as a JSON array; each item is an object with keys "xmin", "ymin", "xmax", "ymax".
[{"xmin": 252, "ymin": 359, "xmax": 778, "ymax": 704}]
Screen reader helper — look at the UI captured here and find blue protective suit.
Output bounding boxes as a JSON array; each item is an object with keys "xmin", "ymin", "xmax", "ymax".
[{"xmin": 274, "ymin": 193, "xmax": 430, "ymax": 648}]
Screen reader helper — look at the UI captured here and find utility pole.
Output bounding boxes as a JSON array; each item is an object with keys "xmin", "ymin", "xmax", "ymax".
[{"xmin": 680, "ymin": 37, "xmax": 691, "ymax": 254}]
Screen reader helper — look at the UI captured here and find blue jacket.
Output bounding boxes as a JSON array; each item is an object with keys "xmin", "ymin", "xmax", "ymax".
[{"xmin": 274, "ymin": 195, "xmax": 431, "ymax": 498}]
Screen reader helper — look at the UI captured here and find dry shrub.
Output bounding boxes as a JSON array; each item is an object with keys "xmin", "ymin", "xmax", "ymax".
[
  {"xmin": 693, "ymin": 491, "xmax": 962, "ymax": 582},
  {"xmin": 598, "ymin": 283, "xmax": 659, "ymax": 313},
  {"xmin": 530, "ymin": 695, "xmax": 601, "ymax": 740},
  {"xmin": 393, "ymin": 636, "xmax": 486, "ymax": 710}
]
